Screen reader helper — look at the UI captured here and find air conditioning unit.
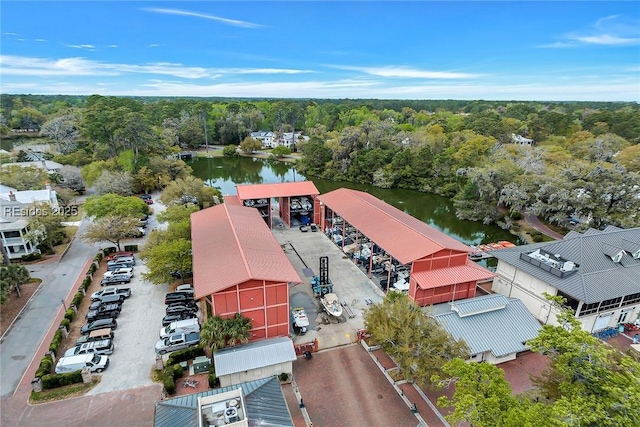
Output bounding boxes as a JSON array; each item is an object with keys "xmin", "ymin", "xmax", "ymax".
[{"xmin": 224, "ymin": 407, "xmax": 239, "ymax": 423}]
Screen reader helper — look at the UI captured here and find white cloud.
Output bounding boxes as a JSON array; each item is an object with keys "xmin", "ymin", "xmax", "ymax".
[
  {"xmin": 34, "ymin": 39, "xmax": 48, "ymax": 42},
  {"xmin": 148, "ymin": 44, "xmax": 160, "ymax": 48},
  {"xmin": 541, "ymin": 15, "xmax": 640, "ymax": 48},
  {"xmin": 108, "ymin": 44, "xmax": 118, "ymax": 48},
  {"xmin": 143, "ymin": 8, "xmax": 265, "ymax": 29},
  {"xmin": 64, "ymin": 44, "xmax": 96, "ymax": 51},
  {"xmin": 0, "ymin": 55, "xmax": 315, "ymax": 79},
  {"xmin": 331, "ymin": 65, "xmax": 480, "ymax": 79}
]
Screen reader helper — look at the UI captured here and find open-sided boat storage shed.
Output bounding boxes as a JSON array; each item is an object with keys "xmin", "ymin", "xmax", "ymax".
[
  {"xmin": 235, "ymin": 181, "xmax": 320, "ymax": 229},
  {"xmin": 191, "ymin": 204, "xmax": 302, "ymax": 340},
  {"xmin": 318, "ymin": 188, "xmax": 496, "ymax": 306}
]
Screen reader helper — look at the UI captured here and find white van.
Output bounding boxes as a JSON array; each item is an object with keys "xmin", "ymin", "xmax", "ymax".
[
  {"xmin": 55, "ymin": 354, "xmax": 109, "ymax": 374},
  {"xmin": 159, "ymin": 318, "xmax": 200, "ymax": 339}
]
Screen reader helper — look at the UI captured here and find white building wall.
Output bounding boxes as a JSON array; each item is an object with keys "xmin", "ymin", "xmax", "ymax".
[
  {"xmin": 469, "ymin": 351, "xmax": 517, "ymax": 365},
  {"xmin": 219, "ymin": 361, "xmax": 293, "ymax": 387}
]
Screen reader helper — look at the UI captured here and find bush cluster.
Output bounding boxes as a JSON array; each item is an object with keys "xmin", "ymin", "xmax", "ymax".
[
  {"xmin": 49, "ymin": 329, "xmax": 64, "ymax": 356},
  {"xmin": 103, "ymin": 247, "xmax": 116, "ymax": 256},
  {"xmin": 21, "ymin": 253, "xmax": 42, "ymax": 262},
  {"xmin": 94, "ymin": 252, "xmax": 103, "ymax": 262},
  {"xmin": 41, "ymin": 370, "xmax": 84, "ymax": 389},
  {"xmin": 166, "ymin": 345, "xmax": 204, "ymax": 366},
  {"xmin": 64, "ymin": 308, "xmax": 76, "ymax": 322},
  {"xmin": 60, "ymin": 318, "xmax": 71, "ymax": 330},
  {"xmin": 81, "ymin": 276, "xmax": 91, "ymax": 291},
  {"xmin": 88, "ymin": 263, "xmax": 97, "ymax": 274},
  {"xmin": 72, "ymin": 291, "xmax": 83, "ymax": 308},
  {"xmin": 123, "ymin": 244, "xmax": 138, "ymax": 252},
  {"xmin": 35, "ymin": 354, "xmax": 54, "ymax": 378},
  {"xmin": 208, "ymin": 365, "xmax": 218, "ymax": 388},
  {"xmin": 163, "ymin": 375, "xmax": 176, "ymax": 395}
]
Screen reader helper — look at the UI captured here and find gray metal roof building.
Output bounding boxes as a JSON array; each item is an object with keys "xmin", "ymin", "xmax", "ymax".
[
  {"xmin": 432, "ymin": 294, "xmax": 542, "ymax": 358},
  {"xmin": 491, "ymin": 226, "xmax": 640, "ymax": 304},
  {"xmin": 214, "ymin": 336, "xmax": 297, "ymax": 377},
  {"xmin": 154, "ymin": 376, "xmax": 293, "ymax": 427}
]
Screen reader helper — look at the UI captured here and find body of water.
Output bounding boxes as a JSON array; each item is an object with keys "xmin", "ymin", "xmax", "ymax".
[{"xmin": 189, "ymin": 156, "xmax": 516, "ymax": 247}]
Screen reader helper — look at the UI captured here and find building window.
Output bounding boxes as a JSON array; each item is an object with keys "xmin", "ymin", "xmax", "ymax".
[
  {"xmin": 557, "ymin": 291, "xmax": 579, "ymax": 312},
  {"xmin": 622, "ymin": 293, "xmax": 640, "ymax": 307},
  {"xmin": 600, "ymin": 297, "xmax": 622, "ymax": 311},
  {"xmin": 579, "ymin": 302, "xmax": 600, "ymax": 317}
]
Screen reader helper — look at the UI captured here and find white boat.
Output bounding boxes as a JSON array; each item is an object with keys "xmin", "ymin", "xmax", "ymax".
[
  {"xmin": 321, "ymin": 293, "xmax": 343, "ymax": 318},
  {"xmin": 292, "ymin": 307, "xmax": 309, "ymax": 334}
]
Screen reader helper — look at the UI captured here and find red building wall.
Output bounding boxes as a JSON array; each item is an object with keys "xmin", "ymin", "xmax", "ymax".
[
  {"xmin": 211, "ymin": 279, "xmax": 290, "ymax": 340},
  {"xmin": 409, "ymin": 250, "xmax": 475, "ymax": 306}
]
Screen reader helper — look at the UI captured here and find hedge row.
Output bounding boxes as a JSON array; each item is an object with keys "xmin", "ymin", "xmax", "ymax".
[
  {"xmin": 162, "ymin": 363, "xmax": 184, "ymax": 395},
  {"xmin": 124, "ymin": 244, "xmax": 138, "ymax": 252},
  {"xmin": 208, "ymin": 365, "xmax": 218, "ymax": 388},
  {"xmin": 34, "ymin": 251, "xmax": 103, "ymax": 385},
  {"xmin": 166, "ymin": 345, "xmax": 205, "ymax": 366},
  {"xmin": 41, "ymin": 370, "xmax": 84, "ymax": 389},
  {"xmin": 22, "ymin": 253, "xmax": 42, "ymax": 262}
]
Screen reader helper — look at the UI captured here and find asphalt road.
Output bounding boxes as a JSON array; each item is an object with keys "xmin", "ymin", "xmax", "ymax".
[{"xmin": 0, "ymin": 217, "xmax": 98, "ymax": 397}]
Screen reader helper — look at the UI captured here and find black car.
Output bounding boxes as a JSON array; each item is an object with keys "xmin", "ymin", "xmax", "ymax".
[
  {"xmin": 166, "ymin": 302, "xmax": 198, "ymax": 315},
  {"xmin": 162, "ymin": 312, "xmax": 197, "ymax": 327},
  {"xmin": 165, "ymin": 292, "xmax": 194, "ymax": 305},
  {"xmin": 89, "ymin": 297, "xmax": 123, "ymax": 310},
  {"xmin": 80, "ymin": 318, "xmax": 118, "ymax": 335}
]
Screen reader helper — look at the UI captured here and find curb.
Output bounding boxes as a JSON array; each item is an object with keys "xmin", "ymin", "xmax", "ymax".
[{"xmin": 0, "ymin": 279, "xmax": 45, "ymax": 343}]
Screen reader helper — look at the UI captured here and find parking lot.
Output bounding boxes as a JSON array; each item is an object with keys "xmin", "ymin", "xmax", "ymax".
[{"xmin": 272, "ymin": 226, "xmax": 386, "ymax": 349}]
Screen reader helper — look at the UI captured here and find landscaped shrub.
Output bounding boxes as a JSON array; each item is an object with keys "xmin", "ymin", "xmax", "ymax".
[
  {"xmin": 35, "ymin": 354, "xmax": 54, "ymax": 378},
  {"xmin": 64, "ymin": 309, "xmax": 75, "ymax": 322},
  {"xmin": 103, "ymin": 247, "xmax": 116, "ymax": 256},
  {"xmin": 222, "ymin": 145, "xmax": 239, "ymax": 157},
  {"xmin": 60, "ymin": 318, "xmax": 71, "ymax": 330},
  {"xmin": 21, "ymin": 253, "xmax": 42, "ymax": 262},
  {"xmin": 163, "ymin": 375, "xmax": 176, "ymax": 395},
  {"xmin": 94, "ymin": 252, "xmax": 103, "ymax": 262},
  {"xmin": 279, "ymin": 372, "xmax": 289, "ymax": 382},
  {"xmin": 49, "ymin": 329, "xmax": 64, "ymax": 355},
  {"xmin": 123, "ymin": 244, "xmax": 138, "ymax": 252},
  {"xmin": 72, "ymin": 291, "xmax": 83, "ymax": 307},
  {"xmin": 166, "ymin": 345, "xmax": 204, "ymax": 366},
  {"xmin": 172, "ymin": 364, "xmax": 184, "ymax": 379},
  {"xmin": 88, "ymin": 263, "xmax": 97, "ymax": 274},
  {"xmin": 532, "ymin": 234, "xmax": 545, "ymax": 242},
  {"xmin": 41, "ymin": 370, "xmax": 83, "ymax": 389},
  {"xmin": 81, "ymin": 277, "xmax": 91, "ymax": 291}
]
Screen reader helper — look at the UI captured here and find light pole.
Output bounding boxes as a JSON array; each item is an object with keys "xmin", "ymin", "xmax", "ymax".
[{"xmin": 61, "ymin": 299, "xmax": 67, "ymax": 312}]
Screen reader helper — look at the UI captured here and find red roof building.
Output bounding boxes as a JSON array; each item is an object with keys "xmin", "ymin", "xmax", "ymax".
[
  {"xmin": 191, "ymin": 204, "xmax": 302, "ymax": 340},
  {"xmin": 235, "ymin": 181, "xmax": 320, "ymax": 228},
  {"xmin": 318, "ymin": 188, "xmax": 495, "ymax": 306}
]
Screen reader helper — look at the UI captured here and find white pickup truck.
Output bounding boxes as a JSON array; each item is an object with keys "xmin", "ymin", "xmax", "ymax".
[
  {"xmin": 91, "ymin": 287, "xmax": 132, "ymax": 301},
  {"xmin": 155, "ymin": 332, "xmax": 200, "ymax": 355}
]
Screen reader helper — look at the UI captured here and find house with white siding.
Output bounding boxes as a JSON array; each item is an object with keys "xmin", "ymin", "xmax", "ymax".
[{"xmin": 491, "ymin": 226, "xmax": 640, "ymax": 333}]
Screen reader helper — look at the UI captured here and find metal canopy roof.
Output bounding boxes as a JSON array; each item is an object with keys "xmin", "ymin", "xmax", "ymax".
[
  {"xmin": 318, "ymin": 188, "xmax": 473, "ymax": 264},
  {"xmin": 191, "ymin": 204, "xmax": 301, "ymax": 299},
  {"xmin": 236, "ymin": 181, "xmax": 319, "ymax": 200},
  {"xmin": 214, "ymin": 336, "xmax": 297, "ymax": 377},
  {"xmin": 412, "ymin": 263, "xmax": 496, "ymax": 290}
]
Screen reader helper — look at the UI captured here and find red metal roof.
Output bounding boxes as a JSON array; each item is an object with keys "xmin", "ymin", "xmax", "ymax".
[
  {"xmin": 236, "ymin": 181, "xmax": 319, "ymax": 200},
  {"xmin": 318, "ymin": 188, "xmax": 473, "ymax": 264},
  {"xmin": 223, "ymin": 195, "xmax": 243, "ymax": 206},
  {"xmin": 191, "ymin": 204, "xmax": 301, "ymax": 299},
  {"xmin": 412, "ymin": 264, "xmax": 496, "ymax": 290}
]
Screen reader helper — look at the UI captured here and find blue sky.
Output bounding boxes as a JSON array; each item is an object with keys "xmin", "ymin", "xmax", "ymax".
[{"xmin": 1, "ymin": 1, "xmax": 639, "ymax": 101}]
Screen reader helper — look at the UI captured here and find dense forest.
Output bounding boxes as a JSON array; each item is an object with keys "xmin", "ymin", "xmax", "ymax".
[{"xmin": 1, "ymin": 94, "xmax": 639, "ymax": 230}]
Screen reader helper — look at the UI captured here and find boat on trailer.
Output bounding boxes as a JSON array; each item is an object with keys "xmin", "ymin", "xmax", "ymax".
[
  {"xmin": 292, "ymin": 307, "xmax": 309, "ymax": 334},
  {"xmin": 320, "ymin": 293, "xmax": 343, "ymax": 318}
]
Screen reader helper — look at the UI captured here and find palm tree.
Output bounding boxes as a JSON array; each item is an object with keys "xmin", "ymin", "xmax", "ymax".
[
  {"xmin": 199, "ymin": 315, "xmax": 227, "ymax": 353},
  {"xmin": 225, "ymin": 313, "xmax": 252, "ymax": 347},
  {"xmin": 0, "ymin": 265, "xmax": 30, "ymax": 302}
]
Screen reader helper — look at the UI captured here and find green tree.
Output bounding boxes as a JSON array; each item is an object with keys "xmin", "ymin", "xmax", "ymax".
[
  {"xmin": 364, "ymin": 293, "xmax": 469, "ymax": 385},
  {"xmin": 159, "ymin": 176, "xmax": 220, "ymax": 208},
  {"xmin": 615, "ymin": 144, "xmax": 640, "ymax": 172},
  {"xmin": 0, "ymin": 265, "xmax": 30, "ymax": 303},
  {"xmin": 39, "ymin": 114, "xmax": 80, "ymax": 154},
  {"xmin": 140, "ymin": 238, "xmax": 192, "ymax": 284},
  {"xmin": 24, "ymin": 203, "xmax": 66, "ymax": 253},
  {"xmin": 222, "ymin": 145, "xmax": 238, "ymax": 157},
  {"xmin": 239, "ymin": 136, "xmax": 261, "ymax": 153},
  {"xmin": 271, "ymin": 145, "xmax": 291, "ymax": 158},
  {"xmin": 81, "ymin": 216, "xmax": 140, "ymax": 251},
  {"xmin": 199, "ymin": 313, "xmax": 252, "ymax": 353},
  {"xmin": 92, "ymin": 170, "xmax": 135, "ymax": 196},
  {"xmin": 84, "ymin": 194, "xmax": 148, "ymax": 219},
  {"xmin": 528, "ymin": 305, "xmax": 640, "ymax": 427}
]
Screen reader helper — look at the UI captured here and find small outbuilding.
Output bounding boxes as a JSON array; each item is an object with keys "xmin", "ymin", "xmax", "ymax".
[
  {"xmin": 213, "ymin": 336, "xmax": 297, "ymax": 387},
  {"xmin": 431, "ymin": 294, "xmax": 542, "ymax": 364}
]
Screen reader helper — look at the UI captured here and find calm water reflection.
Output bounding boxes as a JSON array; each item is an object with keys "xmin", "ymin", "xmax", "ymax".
[{"xmin": 189, "ymin": 156, "xmax": 516, "ymax": 247}]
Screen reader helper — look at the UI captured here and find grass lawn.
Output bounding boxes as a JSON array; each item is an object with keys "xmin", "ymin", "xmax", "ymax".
[{"xmin": 29, "ymin": 378, "xmax": 101, "ymax": 403}]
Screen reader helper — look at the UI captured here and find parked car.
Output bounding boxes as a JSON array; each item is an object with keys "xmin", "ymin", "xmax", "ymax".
[
  {"xmin": 174, "ymin": 284, "xmax": 194, "ymax": 294},
  {"xmin": 64, "ymin": 339, "xmax": 114, "ymax": 357},
  {"xmin": 106, "ymin": 251, "xmax": 134, "ymax": 262},
  {"xmin": 170, "ymin": 270, "xmax": 193, "ymax": 280},
  {"xmin": 91, "ymin": 287, "xmax": 131, "ymax": 301},
  {"xmin": 55, "ymin": 354, "xmax": 109, "ymax": 374},
  {"xmin": 100, "ymin": 274, "xmax": 131, "ymax": 286},
  {"xmin": 165, "ymin": 292, "xmax": 194, "ymax": 304},
  {"xmin": 107, "ymin": 257, "xmax": 135, "ymax": 269},
  {"xmin": 155, "ymin": 332, "xmax": 200, "ymax": 355},
  {"xmin": 86, "ymin": 304, "xmax": 121, "ymax": 322},
  {"xmin": 165, "ymin": 302, "xmax": 198, "ymax": 315},
  {"xmin": 89, "ymin": 296, "xmax": 123, "ymax": 310},
  {"xmin": 162, "ymin": 312, "xmax": 197, "ymax": 327},
  {"xmin": 103, "ymin": 267, "xmax": 134, "ymax": 279},
  {"xmin": 160, "ymin": 318, "xmax": 200, "ymax": 339},
  {"xmin": 139, "ymin": 194, "xmax": 153, "ymax": 205},
  {"xmin": 80, "ymin": 318, "xmax": 118, "ymax": 335},
  {"xmin": 75, "ymin": 328, "xmax": 114, "ymax": 346}
]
